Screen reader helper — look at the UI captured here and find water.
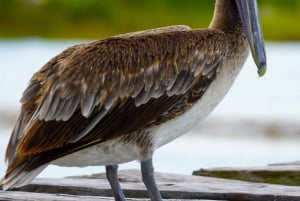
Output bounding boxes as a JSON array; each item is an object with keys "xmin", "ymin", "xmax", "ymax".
[{"xmin": 0, "ymin": 40, "xmax": 300, "ymax": 179}]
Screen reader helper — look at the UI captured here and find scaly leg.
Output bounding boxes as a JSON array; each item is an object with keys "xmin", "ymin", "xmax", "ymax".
[
  {"xmin": 105, "ymin": 165, "xmax": 126, "ymax": 201},
  {"xmin": 141, "ymin": 158, "xmax": 163, "ymax": 201}
]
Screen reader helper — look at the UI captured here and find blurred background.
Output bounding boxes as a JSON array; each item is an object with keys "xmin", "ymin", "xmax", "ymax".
[
  {"xmin": 1, "ymin": 0, "xmax": 300, "ymax": 178},
  {"xmin": 1, "ymin": 0, "xmax": 300, "ymax": 40}
]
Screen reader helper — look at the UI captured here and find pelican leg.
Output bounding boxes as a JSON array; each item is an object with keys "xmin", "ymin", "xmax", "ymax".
[
  {"xmin": 141, "ymin": 158, "xmax": 163, "ymax": 201},
  {"xmin": 105, "ymin": 165, "xmax": 126, "ymax": 201}
]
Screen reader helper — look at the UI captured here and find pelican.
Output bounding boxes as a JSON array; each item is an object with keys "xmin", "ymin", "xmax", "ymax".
[{"xmin": 1, "ymin": 0, "xmax": 266, "ymax": 200}]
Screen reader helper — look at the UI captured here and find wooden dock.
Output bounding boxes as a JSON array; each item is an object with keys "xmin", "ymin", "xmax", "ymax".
[{"xmin": 1, "ymin": 169, "xmax": 300, "ymax": 201}]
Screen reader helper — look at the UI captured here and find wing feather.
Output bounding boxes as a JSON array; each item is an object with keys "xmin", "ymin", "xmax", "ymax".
[
  {"xmin": 3, "ymin": 26, "xmax": 228, "ymax": 189},
  {"xmin": 81, "ymin": 93, "xmax": 96, "ymax": 117},
  {"xmin": 14, "ymin": 28, "xmax": 227, "ymax": 155}
]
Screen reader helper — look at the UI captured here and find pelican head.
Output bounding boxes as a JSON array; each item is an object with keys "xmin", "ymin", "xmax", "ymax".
[{"xmin": 235, "ymin": 0, "xmax": 267, "ymax": 77}]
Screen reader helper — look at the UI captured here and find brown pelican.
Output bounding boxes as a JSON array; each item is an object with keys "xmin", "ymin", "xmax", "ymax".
[{"xmin": 1, "ymin": 0, "xmax": 266, "ymax": 200}]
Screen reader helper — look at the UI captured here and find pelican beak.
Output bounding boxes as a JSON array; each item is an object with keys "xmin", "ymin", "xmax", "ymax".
[{"xmin": 235, "ymin": 0, "xmax": 267, "ymax": 77}]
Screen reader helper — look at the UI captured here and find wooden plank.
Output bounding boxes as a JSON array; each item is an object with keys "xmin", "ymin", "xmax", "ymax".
[
  {"xmin": 0, "ymin": 191, "xmax": 113, "ymax": 201},
  {"xmin": 193, "ymin": 165, "xmax": 300, "ymax": 185},
  {"xmin": 1, "ymin": 169, "xmax": 300, "ymax": 200},
  {"xmin": 0, "ymin": 191, "xmax": 217, "ymax": 201}
]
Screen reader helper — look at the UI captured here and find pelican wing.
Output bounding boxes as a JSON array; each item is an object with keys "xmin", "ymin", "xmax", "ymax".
[{"xmin": 3, "ymin": 27, "xmax": 227, "ymax": 188}]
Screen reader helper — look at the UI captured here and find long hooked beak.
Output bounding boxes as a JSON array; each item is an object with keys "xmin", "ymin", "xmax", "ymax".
[{"xmin": 235, "ymin": 0, "xmax": 267, "ymax": 77}]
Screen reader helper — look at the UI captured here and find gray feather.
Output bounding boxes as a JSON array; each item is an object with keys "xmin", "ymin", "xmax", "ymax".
[
  {"xmin": 44, "ymin": 90, "xmax": 61, "ymax": 121},
  {"xmin": 20, "ymin": 81, "xmax": 41, "ymax": 103},
  {"xmin": 81, "ymin": 93, "xmax": 96, "ymax": 117},
  {"xmin": 61, "ymin": 95, "xmax": 80, "ymax": 121},
  {"xmin": 38, "ymin": 91, "xmax": 54, "ymax": 120}
]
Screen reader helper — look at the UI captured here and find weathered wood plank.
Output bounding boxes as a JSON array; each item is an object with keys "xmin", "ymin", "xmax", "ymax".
[
  {"xmin": 0, "ymin": 191, "xmax": 216, "ymax": 201},
  {"xmin": 0, "ymin": 191, "xmax": 113, "ymax": 201},
  {"xmin": 193, "ymin": 165, "xmax": 300, "ymax": 186},
  {"xmin": 1, "ymin": 169, "xmax": 300, "ymax": 201}
]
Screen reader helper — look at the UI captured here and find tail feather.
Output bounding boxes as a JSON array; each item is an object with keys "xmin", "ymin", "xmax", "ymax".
[
  {"xmin": 1, "ymin": 158, "xmax": 48, "ymax": 190},
  {"xmin": 1, "ymin": 138, "xmax": 96, "ymax": 190},
  {"xmin": 2, "ymin": 124, "xmax": 105, "ymax": 190}
]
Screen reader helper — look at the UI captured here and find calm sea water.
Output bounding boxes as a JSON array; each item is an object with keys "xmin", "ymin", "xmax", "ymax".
[{"xmin": 0, "ymin": 40, "xmax": 300, "ymax": 178}]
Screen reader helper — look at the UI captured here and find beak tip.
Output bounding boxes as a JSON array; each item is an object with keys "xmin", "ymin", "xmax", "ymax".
[{"xmin": 258, "ymin": 64, "xmax": 267, "ymax": 77}]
